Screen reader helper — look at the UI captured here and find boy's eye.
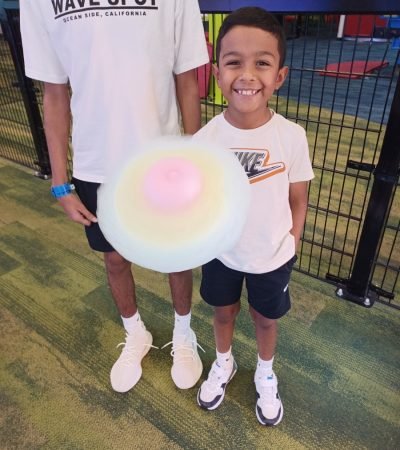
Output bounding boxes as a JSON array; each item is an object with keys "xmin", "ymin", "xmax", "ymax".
[
  {"xmin": 225, "ymin": 60, "xmax": 240, "ymax": 66},
  {"xmin": 257, "ymin": 60, "xmax": 270, "ymax": 67}
]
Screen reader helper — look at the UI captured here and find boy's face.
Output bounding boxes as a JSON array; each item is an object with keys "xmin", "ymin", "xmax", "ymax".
[{"xmin": 215, "ymin": 25, "xmax": 288, "ymax": 129}]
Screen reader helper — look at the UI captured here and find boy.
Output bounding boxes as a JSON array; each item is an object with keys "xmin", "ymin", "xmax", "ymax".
[
  {"xmin": 20, "ymin": 0, "xmax": 209, "ymax": 393},
  {"xmin": 194, "ymin": 7, "xmax": 314, "ymax": 426}
]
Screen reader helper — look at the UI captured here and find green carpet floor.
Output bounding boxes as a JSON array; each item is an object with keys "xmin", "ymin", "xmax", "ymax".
[{"xmin": 0, "ymin": 157, "xmax": 399, "ymax": 450}]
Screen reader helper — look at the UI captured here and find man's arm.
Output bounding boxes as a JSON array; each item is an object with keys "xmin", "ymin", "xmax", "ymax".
[
  {"xmin": 289, "ymin": 181, "xmax": 309, "ymax": 252},
  {"xmin": 43, "ymin": 82, "xmax": 70, "ymax": 185},
  {"xmin": 43, "ymin": 82, "xmax": 97, "ymax": 226},
  {"xmin": 175, "ymin": 69, "xmax": 202, "ymax": 135}
]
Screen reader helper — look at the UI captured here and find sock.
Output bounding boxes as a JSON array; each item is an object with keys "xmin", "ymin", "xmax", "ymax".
[
  {"xmin": 174, "ymin": 311, "xmax": 191, "ymax": 333},
  {"xmin": 216, "ymin": 348, "xmax": 233, "ymax": 369},
  {"xmin": 121, "ymin": 311, "xmax": 141, "ymax": 334},
  {"xmin": 257, "ymin": 355, "xmax": 274, "ymax": 376}
]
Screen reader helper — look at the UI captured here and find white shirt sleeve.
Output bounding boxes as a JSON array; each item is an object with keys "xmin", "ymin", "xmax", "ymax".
[
  {"xmin": 173, "ymin": 0, "xmax": 210, "ymax": 74},
  {"xmin": 288, "ymin": 127, "xmax": 315, "ymax": 183},
  {"xmin": 20, "ymin": 0, "xmax": 68, "ymax": 83}
]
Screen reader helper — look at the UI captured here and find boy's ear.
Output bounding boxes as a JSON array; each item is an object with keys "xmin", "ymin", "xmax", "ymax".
[
  {"xmin": 275, "ymin": 66, "xmax": 289, "ymax": 90},
  {"xmin": 212, "ymin": 63, "xmax": 220, "ymax": 85}
]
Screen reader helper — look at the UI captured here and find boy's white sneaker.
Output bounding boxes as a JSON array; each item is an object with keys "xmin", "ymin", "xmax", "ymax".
[
  {"xmin": 110, "ymin": 322, "xmax": 153, "ymax": 393},
  {"xmin": 254, "ymin": 370, "xmax": 283, "ymax": 426},
  {"xmin": 163, "ymin": 328, "xmax": 203, "ymax": 389},
  {"xmin": 197, "ymin": 358, "xmax": 237, "ymax": 410}
]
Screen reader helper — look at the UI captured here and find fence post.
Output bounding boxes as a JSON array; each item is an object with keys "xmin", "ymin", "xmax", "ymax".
[
  {"xmin": 0, "ymin": 4, "xmax": 51, "ymax": 178},
  {"xmin": 335, "ymin": 74, "xmax": 400, "ymax": 307}
]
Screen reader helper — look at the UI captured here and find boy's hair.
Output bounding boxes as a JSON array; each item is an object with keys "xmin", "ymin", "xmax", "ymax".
[{"xmin": 216, "ymin": 7, "xmax": 287, "ymax": 68}]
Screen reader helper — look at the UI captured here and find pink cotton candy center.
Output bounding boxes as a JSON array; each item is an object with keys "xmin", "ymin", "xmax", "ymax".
[{"xmin": 142, "ymin": 157, "xmax": 203, "ymax": 212}]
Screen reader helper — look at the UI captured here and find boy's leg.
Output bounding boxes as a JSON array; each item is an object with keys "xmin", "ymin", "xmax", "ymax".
[
  {"xmin": 250, "ymin": 307, "xmax": 277, "ymax": 361},
  {"xmin": 197, "ymin": 304, "xmax": 240, "ymax": 410},
  {"xmin": 167, "ymin": 270, "xmax": 203, "ymax": 390},
  {"xmin": 250, "ymin": 307, "xmax": 283, "ymax": 426},
  {"xmin": 214, "ymin": 303, "xmax": 241, "ymax": 353},
  {"xmin": 197, "ymin": 259, "xmax": 244, "ymax": 410},
  {"xmin": 246, "ymin": 257, "xmax": 296, "ymax": 426}
]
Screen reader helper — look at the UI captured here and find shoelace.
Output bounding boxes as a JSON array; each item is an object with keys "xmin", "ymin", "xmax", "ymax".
[
  {"xmin": 203, "ymin": 362, "xmax": 231, "ymax": 393},
  {"xmin": 116, "ymin": 333, "xmax": 158, "ymax": 366},
  {"xmin": 162, "ymin": 335, "xmax": 205, "ymax": 363},
  {"xmin": 256, "ymin": 375, "xmax": 277, "ymax": 402}
]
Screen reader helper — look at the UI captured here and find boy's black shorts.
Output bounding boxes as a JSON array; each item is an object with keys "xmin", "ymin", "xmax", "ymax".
[
  {"xmin": 200, "ymin": 255, "xmax": 297, "ymax": 319},
  {"xmin": 72, "ymin": 177, "xmax": 115, "ymax": 253}
]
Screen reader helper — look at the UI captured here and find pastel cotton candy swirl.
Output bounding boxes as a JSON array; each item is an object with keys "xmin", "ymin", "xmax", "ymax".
[
  {"xmin": 97, "ymin": 136, "xmax": 250, "ymax": 273},
  {"xmin": 142, "ymin": 157, "xmax": 203, "ymax": 213}
]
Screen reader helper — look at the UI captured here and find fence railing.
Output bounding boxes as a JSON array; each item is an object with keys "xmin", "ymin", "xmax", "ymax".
[
  {"xmin": 0, "ymin": 4, "xmax": 50, "ymax": 178},
  {"xmin": 0, "ymin": 1, "xmax": 399, "ymax": 308}
]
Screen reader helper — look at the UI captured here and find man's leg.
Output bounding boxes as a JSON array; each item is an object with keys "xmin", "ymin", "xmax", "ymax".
[
  {"xmin": 105, "ymin": 250, "xmax": 153, "ymax": 393},
  {"xmin": 167, "ymin": 270, "xmax": 203, "ymax": 389},
  {"xmin": 168, "ymin": 270, "xmax": 192, "ymax": 315},
  {"xmin": 72, "ymin": 178, "xmax": 152, "ymax": 393},
  {"xmin": 104, "ymin": 251, "xmax": 137, "ymax": 317}
]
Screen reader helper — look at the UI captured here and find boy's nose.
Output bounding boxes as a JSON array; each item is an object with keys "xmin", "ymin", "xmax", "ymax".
[{"xmin": 238, "ymin": 69, "xmax": 256, "ymax": 81}]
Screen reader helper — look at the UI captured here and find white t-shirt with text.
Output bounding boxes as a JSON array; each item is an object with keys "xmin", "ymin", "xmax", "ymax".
[
  {"xmin": 20, "ymin": 0, "xmax": 209, "ymax": 182},
  {"xmin": 194, "ymin": 112, "xmax": 315, "ymax": 273}
]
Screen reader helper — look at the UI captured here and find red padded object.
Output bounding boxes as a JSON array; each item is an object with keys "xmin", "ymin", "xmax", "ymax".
[{"xmin": 319, "ymin": 60, "xmax": 389, "ymax": 79}]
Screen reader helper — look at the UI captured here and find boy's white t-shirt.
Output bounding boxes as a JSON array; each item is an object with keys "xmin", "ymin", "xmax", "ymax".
[
  {"xmin": 194, "ymin": 112, "xmax": 315, "ymax": 274},
  {"xmin": 20, "ymin": 0, "xmax": 209, "ymax": 182}
]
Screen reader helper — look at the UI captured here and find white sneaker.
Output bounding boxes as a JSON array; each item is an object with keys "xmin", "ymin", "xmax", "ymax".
[
  {"xmin": 254, "ymin": 370, "xmax": 283, "ymax": 426},
  {"xmin": 110, "ymin": 322, "xmax": 154, "ymax": 393},
  {"xmin": 197, "ymin": 358, "xmax": 237, "ymax": 410},
  {"xmin": 162, "ymin": 328, "xmax": 204, "ymax": 389}
]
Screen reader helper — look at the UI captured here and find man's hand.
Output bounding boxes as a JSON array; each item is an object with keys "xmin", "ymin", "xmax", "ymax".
[{"xmin": 58, "ymin": 194, "xmax": 98, "ymax": 226}]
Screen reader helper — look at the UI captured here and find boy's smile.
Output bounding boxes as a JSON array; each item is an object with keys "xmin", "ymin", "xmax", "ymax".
[
  {"xmin": 214, "ymin": 26, "xmax": 288, "ymax": 129},
  {"xmin": 235, "ymin": 89, "xmax": 260, "ymax": 96}
]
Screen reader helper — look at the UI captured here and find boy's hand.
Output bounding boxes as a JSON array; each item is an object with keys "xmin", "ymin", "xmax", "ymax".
[{"xmin": 57, "ymin": 194, "xmax": 98, "ymax": 226}]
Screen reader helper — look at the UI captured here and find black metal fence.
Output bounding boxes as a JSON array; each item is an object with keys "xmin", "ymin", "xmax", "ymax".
[
  {"xmin": 0, "ymin": 2, "xmax": 399, "ymax": 308},
  {"xmin": 0, "ymin": 5, "xmax": 50, "ymax": 177},
  {"xmin": 0, "ymin": 12, "xmax": 36, "ymax": 170}
]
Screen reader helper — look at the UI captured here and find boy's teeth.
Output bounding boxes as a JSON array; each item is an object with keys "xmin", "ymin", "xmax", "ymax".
[{"xmin": 237, "ymin": 89, "xmax": 257, "ymax": 95}]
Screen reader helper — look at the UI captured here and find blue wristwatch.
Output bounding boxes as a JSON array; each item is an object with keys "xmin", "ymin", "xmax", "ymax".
[{"xmin": 51, "ymin": 183, "xmax": 75, "ymax": 198}]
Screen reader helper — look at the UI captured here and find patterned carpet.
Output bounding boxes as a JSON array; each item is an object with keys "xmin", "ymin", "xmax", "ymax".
[{"xmin": 0, "ymin": 158, "xmax": 399, "ymax": 450}]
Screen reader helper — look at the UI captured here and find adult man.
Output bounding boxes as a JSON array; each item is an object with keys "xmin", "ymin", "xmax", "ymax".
[{"xmin": 20, "ymin": 0, "xmax": 209, "ymax": 392}]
